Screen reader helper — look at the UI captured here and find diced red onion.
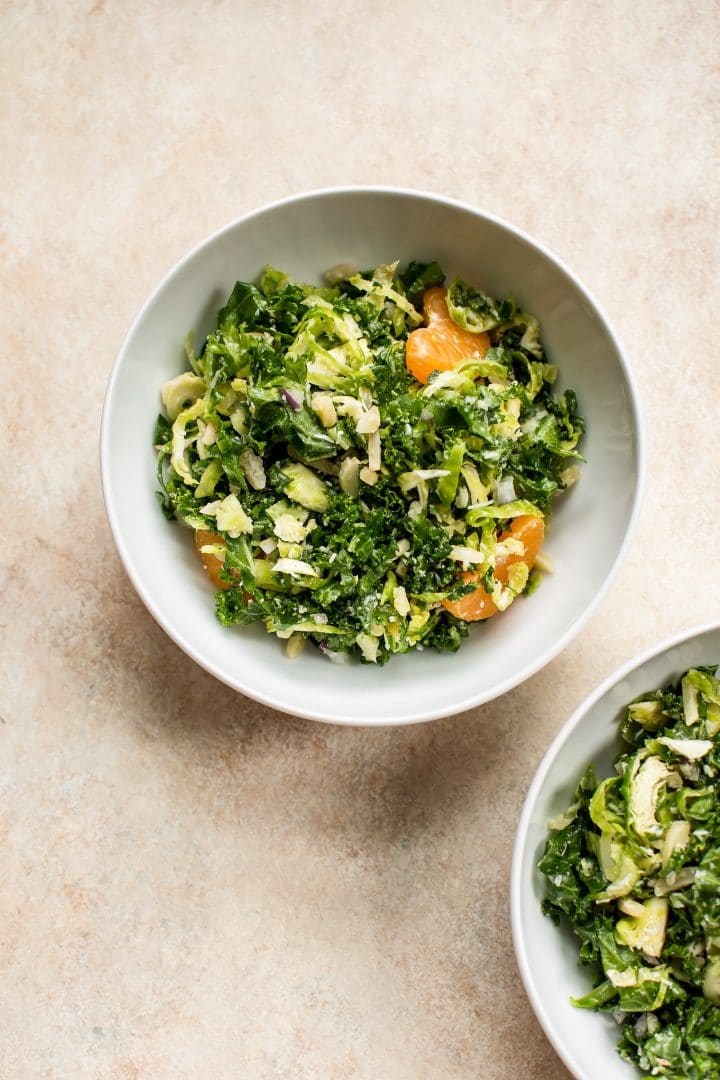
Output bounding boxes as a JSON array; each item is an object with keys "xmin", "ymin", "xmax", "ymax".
[{"xmin": 281, "ymin": 388, "xmax": 302, "ymax": 411}]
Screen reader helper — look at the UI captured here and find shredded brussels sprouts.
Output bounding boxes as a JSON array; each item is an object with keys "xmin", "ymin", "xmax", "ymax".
[
  {"xmin": 154, "ymin": 260, "xmax": 583, "ymax": 663},
  {"xmin": 540, "ymin": 666, "xmax": 720, "ymax": 1076}
]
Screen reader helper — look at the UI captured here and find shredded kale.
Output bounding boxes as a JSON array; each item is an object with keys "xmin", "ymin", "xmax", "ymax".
[
  {"xmin": 539, "ymin": 667, "xmax": 720, "ymax": 1077},
  {"xmin": 398, "ymin": 259, "xmax": 446, "ymax": 306},
  {"xmin": 154, "ymin": 262, "xmax": 583, "ymax": 663}
]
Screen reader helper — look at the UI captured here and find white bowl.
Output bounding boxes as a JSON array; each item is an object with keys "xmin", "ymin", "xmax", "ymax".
[
  {"xmin": 511, "ymin": 622, "xmax": 720, "ymax": 1079},
  {"xmin": 101, "ymin": 187, "xmax": 643, "ymax": 725}
]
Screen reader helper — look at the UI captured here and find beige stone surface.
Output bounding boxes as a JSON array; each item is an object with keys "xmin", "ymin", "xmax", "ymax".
[{"xmin": 2, "ymin": 1, "xmax": 719, "ymax": 1077}]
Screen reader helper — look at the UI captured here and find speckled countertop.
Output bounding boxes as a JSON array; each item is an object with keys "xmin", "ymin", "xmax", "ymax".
[{"xmin": 3, "ymin": 3, "xmax": 719, "ymax": 1077}]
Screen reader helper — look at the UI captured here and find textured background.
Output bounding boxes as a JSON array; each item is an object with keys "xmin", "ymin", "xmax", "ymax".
[{"xmin": 2, "ymin": 2, "xmax": 719, "ymax": 1077}]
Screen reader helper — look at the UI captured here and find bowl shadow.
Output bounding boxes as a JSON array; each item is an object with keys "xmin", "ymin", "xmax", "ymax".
[{"xmin": 97, "ymin": 551, "xmax": 558, "ymax": 853}]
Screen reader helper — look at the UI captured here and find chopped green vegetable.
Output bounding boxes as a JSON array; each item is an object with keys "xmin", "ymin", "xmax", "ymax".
[
  {"xmin": 539, "ymin": 665, "xmax": 720, "ymax": 1077},
  {"xmin": 154, "ymin": 261, "xmax": 584, "ymax": 663}
]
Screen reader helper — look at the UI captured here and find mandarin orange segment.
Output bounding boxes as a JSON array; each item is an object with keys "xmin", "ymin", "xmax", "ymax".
[
  {"xmin": 442, "ymin": 514, "xmax": 545, "ymax": 622},
  {"xmin": 195, "ymin": 528, "xmax": 230, "ymax": 591},
  {"xmin": 405, "ymin": 286, "xmax": 490, "ymax": 384}
]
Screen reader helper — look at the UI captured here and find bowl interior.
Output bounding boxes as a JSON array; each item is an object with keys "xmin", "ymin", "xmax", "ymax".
[
  {"xmin": 102, "ymin": 188, "xmax": 641, "ymax": 724},
  {"xmin": 512, "ymin": 623, "xmax": 720, "ymax": 1079}
]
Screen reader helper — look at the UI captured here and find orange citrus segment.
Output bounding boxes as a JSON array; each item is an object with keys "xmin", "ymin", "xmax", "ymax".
[
  {"xmin": 442, "ymin": 515, "xmax": 545, "ymax": 622},
  {"xmin": 405, "ymin": 286, "xmax": 491, "ymax": 384},
  {"xmin": 195, "ymin": 529, "xmax": 231, "ymax": 591}
]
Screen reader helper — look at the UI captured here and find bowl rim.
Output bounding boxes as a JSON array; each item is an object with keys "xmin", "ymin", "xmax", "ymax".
[
  {"xmin": 510, "ymin": 619, "xmax": 720, "ymax": 1078},
  {"xmin": 100, "ymin": 184, "xmax": 646, "ymax": 725}
]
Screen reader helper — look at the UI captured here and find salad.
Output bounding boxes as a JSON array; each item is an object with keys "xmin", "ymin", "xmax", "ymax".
[
  {"xmin": 154, "ymin": 260, "xmax": 583, "ymax": 664},
  {"xmin": 539, "ymin": 667, "xmax": 720, "ymax": 1077}
]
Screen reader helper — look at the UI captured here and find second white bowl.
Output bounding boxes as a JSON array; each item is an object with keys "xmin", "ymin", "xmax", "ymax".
[{"xmin": 512, "ymin": 622, "xmax": 720, "ymax": 1078}]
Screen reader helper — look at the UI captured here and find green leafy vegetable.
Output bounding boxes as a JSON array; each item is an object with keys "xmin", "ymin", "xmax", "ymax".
[
  {"xmin": 154, "ymin": 261, "xmax": 584, "ymax": 663},
  {"xmin": 539, "ymin": 666, "xmax": 720, "ymax": 1077},
  {"xmin": 446, "ymin": 277, "xmax": 516, "ymax": 333}
]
